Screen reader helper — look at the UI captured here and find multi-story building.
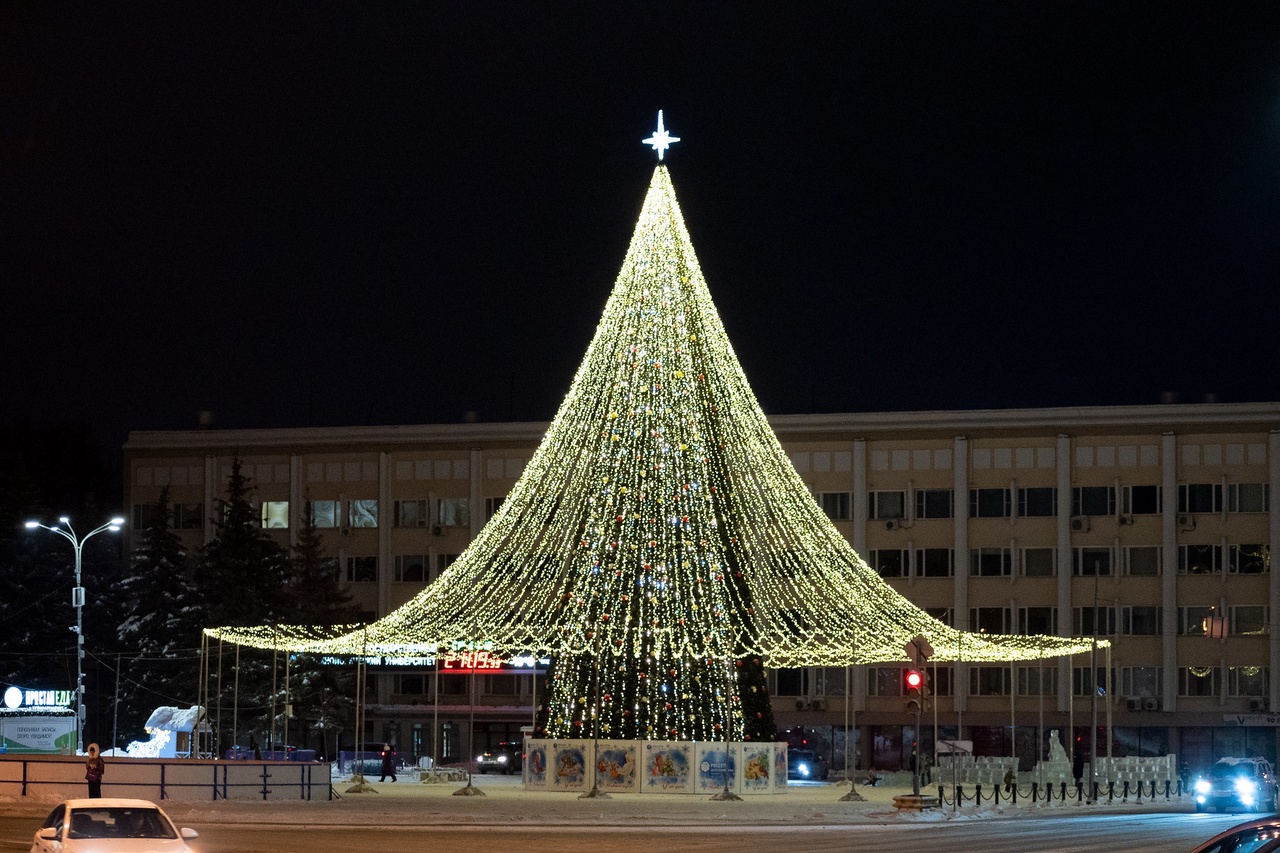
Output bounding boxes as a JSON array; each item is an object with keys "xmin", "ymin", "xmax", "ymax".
[{"xmin": 123, "ymin": 401, "xmax": 1279, "ymax": 773}]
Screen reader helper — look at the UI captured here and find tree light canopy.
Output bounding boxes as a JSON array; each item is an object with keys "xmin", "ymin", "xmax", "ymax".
[{"xmin": 207, "ymin": 166, "xmax": 1104, "ymax": 679}]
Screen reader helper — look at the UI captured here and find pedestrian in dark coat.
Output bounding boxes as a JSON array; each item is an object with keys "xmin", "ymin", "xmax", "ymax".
[{"xmin": 379, "ymin": 744, "xmax": 397, "ymax": 782}]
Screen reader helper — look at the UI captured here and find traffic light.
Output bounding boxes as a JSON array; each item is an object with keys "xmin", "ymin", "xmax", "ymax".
[{"xmin": 904, "ymin": 669, "xmax": 925, "ymax": 713}]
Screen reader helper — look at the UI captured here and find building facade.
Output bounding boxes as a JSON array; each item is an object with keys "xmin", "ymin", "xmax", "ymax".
[{"xmin": 123, "ymin": 401, "xmax": 1280, "ymax": 773}]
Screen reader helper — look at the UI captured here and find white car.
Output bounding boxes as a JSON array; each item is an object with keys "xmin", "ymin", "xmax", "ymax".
[{"xmin": 31, "ymin": 798, "xmax": 199, "ymax": 853}]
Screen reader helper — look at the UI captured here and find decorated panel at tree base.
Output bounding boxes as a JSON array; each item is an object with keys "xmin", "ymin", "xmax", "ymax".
[{"xmin": 523, "ymin": 739, "xmax": 785, "ymax": 795}]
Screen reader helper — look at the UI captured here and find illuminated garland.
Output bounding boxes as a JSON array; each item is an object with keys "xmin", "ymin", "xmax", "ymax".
[{"xmin": 208, "ymin": 166, "xmax": 1105, "ymax": 739}]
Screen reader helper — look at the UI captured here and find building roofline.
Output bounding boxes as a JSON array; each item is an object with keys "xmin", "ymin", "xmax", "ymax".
[{"xmin": 123, "ymin": 401, "xmax": 1280, "ymax": 453}]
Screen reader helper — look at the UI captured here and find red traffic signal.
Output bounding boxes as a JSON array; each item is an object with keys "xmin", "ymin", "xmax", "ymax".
[{"xmin": 904, "ymin": 669, "xmax": 927, "ymax": 713}]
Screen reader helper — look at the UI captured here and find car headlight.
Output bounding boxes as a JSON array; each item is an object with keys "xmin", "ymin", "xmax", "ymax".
[
  {"xmin": 1195, "ymin": 779, "xmax": 1211, "ymax": 794},
  {"xmin": 1236, "ymin": 778, "xmax": 1258, "ymax": 795},
  {"xmin": 476, "ymin": 754, "xmax": 485, "ymax": 762},
  {"xmin": 498, "ymin": 755, "xmax": 507, "ymax": 763},
  {"xmin": 798, "ymin": 763, "xmax": 810, "ymax": 776}
]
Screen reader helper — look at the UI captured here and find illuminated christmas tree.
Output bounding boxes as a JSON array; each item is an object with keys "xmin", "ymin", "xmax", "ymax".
[{"xmin": 210, "ymin": 116, "xmax": 1098, "ymax": 742}]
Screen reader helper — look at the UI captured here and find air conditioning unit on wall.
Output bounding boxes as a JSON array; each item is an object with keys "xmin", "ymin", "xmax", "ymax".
[
  {"xmin": 885, "ymin": 519, "xmax": 903, "ymax": 530},
  {"xmin": 1125, "ymin": 697, "xmax": 1142, "ymax": 711},
  {"xmin": 1070, "ymin": 515, "xmax": 1090, "ymax": 532},
  {"xmin": 1250, "ymin": 698, "xmax": 1268, "ymax": 712},
  {"xmin": 1142, "ymin": 697, "xmax": 1161, "ymax": 711},
  {"xmin": 1177, "ymin": 514, "xmax": 1196, "ymax": 531}
]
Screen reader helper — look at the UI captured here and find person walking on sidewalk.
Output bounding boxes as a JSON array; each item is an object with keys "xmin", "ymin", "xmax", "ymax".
[{"xmin": 379, "ymin": 744, "xmax": 397, "ymax": 782}]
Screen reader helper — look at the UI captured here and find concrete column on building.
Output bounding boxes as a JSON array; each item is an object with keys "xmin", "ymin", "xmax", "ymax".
[
  {"xmin": 954, "ymin": 436, "xmax": 969, "ymax": 716},
  {"xmin": 851, "ymin": 438, "xmax": 869, "ymax": 714},
  {"xmin": 470, "ymin": 450, "xmax": 484, "ymax": 540},
  {"xmin": 1162, "ymin": 432, "xmax": 1179, "ymax": 714},
  {"xmin": 289, "ymin": 455, "xmax": 302, "ymax": 549},
  {"xmin": 1269, "ymin": 431, "xmax": 1280, "ymax": 714},
  {"xmin": 852, "ymin": 439, "xmax": 868, "ymax": 558},
  {"xmin": 1056, "ymin": 434, "xmax": 1072, "ymax": 715},
  {"xmin": 379, "ymin": 452, "xmax": 392, "ymax": 618},
  {"xmin": 204, "ymin": 455, "xmax": 217, "ymax": 547}
]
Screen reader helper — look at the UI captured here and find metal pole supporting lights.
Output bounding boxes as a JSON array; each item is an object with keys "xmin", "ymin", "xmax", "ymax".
[{"xmin": 24, "ymin": 515, "xmax": 125, "ymax": 755}]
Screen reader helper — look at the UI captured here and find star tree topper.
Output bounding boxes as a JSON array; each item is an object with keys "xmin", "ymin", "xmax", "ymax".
[{"xmin": 643, "ymin": 110, "xmax": 680, "ymax": 160}]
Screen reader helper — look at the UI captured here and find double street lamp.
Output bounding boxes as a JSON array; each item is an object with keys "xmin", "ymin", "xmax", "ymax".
[{"xmin": 24, "ymin": 515, "xmax": 125, "ymax": 755}]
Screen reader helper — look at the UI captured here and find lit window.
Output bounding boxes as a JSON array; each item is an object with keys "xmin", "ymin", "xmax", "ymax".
[
  {"xmin": 312, "ymin": 501, "xmax": 339, "ymax": 529},
  {"xmin": 437, "ymin": 498, "xmax": 469, "ymax": 527},
  {"xmin": 348, "ymin": 500, "xmax": 378, "ymax": 528},
  {"xmin": 260, "ymin": 501, "xmax": 289, "ymax": 529}
]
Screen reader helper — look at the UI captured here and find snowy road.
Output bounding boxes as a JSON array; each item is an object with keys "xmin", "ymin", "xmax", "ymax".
[{"xmin": 0, "ymin": 811, "xmax": 1247, "ymax": 853}]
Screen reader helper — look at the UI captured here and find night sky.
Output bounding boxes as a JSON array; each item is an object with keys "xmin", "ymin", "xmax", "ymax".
[{"xmin": 5, "ymin": 2, "xmax": 1280, "ymax": 471}]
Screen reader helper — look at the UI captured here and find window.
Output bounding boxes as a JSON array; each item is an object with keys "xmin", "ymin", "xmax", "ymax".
[
  {"xmin": 485, "ymin": 496, "xmax": 505, "ymax": 520},
  {"xmin": 132, "ymin": 503, "xmax": 162, "ymax": 529},
  {"xmin": 1122, "ymin": 606, "xmax": 1161, "ymax": 636},
  {"xmin": 1123, "ymin": 484, "xmax": 1162, "ymax": 515},
  {"xmin": 1229, "ymin": 544, "xmax": 1269, "ymax": 574},
  {"xmin": 1073, "ymin": 607, "xmax": 1116, "ymax": 636},
  {"xmin": 1232, "ymin": 606, "xmax": 1268, "ymax": 637},
  {"xmin": 260, "ymin": 501, "xmax": 289, "ymax": 529},
  {"xmin": 345, "ymin": 556, "xmax": 377, "ymax": 583},
  {"xmin": 867, "ymin": 668, "xmax": 902, "ymax": 697},
  {"xmin": 1125, "ymin": 546, "xmax": 1160, "ymax": 576},
  {"xmin": 970, "ymin": 667, "xmax": 1009, "ymax": 696},
  {"xmin": 869, "ymin": 549, "xmax": 906, "ymax": 579},
  {"xmin": 174, "ymin": 503, "xmax": 203, "ymax": 529},
  {"xmin": 1121, "ymin": 666, "xmax": 1162, "ymax": 698},
  {"xmin": 970, "ymin": 488, "xmax": 1011, "ymax": 518},
  {"xmin": 1179, "ymin": 667, "xmax": 1218, "ymax": 697},
  {"xmin": 1072, "ymin": 486, "xmax": 1115, "ymax": 517},
  {"xmin": 395, "ymin": 500, "xmax": 429, "ymax": 528},
  {"xmin": 1178, "ymin": 483, "xmax": 1222, "ymax": 514},
  {"xmin": 438, "ymin": 498, "xmax": 469, "ymax": 527},
  {"xmin": 1018, "ymin": 487, "xmax": 1057, "ymax": 517},
  {"xmin": 487, "ymin": 674, "xmax": 519, "ymax": 695},
  {"xmin": 821, "ymin": 492, "xmax": 851, "ymax": 520},
  {"xmin": 970, "ymin": 607, "xmax": 1012, "ymax": 634},
  {"xmin": 925, "ymin": 607, "xmax": 952, "ymax": 627},
  {"xmin": 1019, "ymin": 607, "xmax": 1057, "ymax": 635},
  {"xmin": 1073, "ymin": 546, "xmax": 1112, "ymax": 576},
  {"xmin": 1229, "ymin": 667, "xmax": 1268, "ymax": 697},
  {"xmin": 348, "ymin": 499, "xmax": 378, "ymax": 528},
  {"xmin": 1229, "ymin": 483, "xmax": 1269, "ymax": 513},
  {"xmin": 397, "ymin": 674, "xmax": 427, "ymax": 695},
  {"xmin": 917, "ymin": 548, "xmax": 953, "ymax": 577},
  {"xmin": 1179, "ymin": 544, "xmax": 1221, "ymax": 575},
  {"xmin": 1017, "ymin": 666, "xmax": 1057, "ymax": 696},
  {"xmin": 436, "ymin": 553, "xmax": 459, "ymax": 576},
  {"xmin": 775, "ymin": 668, "xmax": 808, "ymax": 696},
  {"xmin": 312, "ymin": 500, "xmax": 339, "ymax": 529},
  {"xmin": 869, "ymin": 491, "xmax": 905, "ymax": 520},
  {"xmin": 394, "ymin": 554, "xmax": 428, "ymax": 583},
  {"xmin": 1178, "ymin": 606, "xmax": 1215, "ymax": 636},
  {"xmin": 970, "ymin": 547, "xmax": 1012, "ymax": 577},
  {"xmin": 1072, "ymin": 666, "xmax": 1113, "ymax": 697},
  {"xmin": 915, "ymin": 489, "xmax": 953, "ymax": 519},
  {"xmin": 1021, "ymin": 547, "xmax": 1056, "ymax": 577}
]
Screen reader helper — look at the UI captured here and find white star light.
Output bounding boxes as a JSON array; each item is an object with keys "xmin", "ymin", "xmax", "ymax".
[{"xmin": 642, "ymin": 110, "xmax": 680, "ymax": 160}]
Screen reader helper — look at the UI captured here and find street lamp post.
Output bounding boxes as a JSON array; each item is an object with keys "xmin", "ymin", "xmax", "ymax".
[{"xmin": 24, "ymin": 515, "xmax": 125, "ymax": 755}]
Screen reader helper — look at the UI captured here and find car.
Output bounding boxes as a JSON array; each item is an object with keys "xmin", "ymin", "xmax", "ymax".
[
  {"xmin": 787, "ymin": 748, "xmax": 830, "ymax": 781},
  {"xmin": 31, "ymin": 798, "xmax": 199, "ymax": 853},
  {"xmin": 1194, "ymin": 758, "xmax": 1280, "ymax": 813},
  {"xmin": 1189, "ymin": 816, "xmax": 1280, "ymax": 853},
  {"xmin": 477, "ymin": 741, "xmax": 524, "ymax": 774}
]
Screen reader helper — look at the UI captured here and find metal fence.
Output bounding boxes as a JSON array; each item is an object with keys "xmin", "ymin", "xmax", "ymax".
[{"xmin": 0, "ymin": 755, "xmax": 333, "ymax": 802}]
